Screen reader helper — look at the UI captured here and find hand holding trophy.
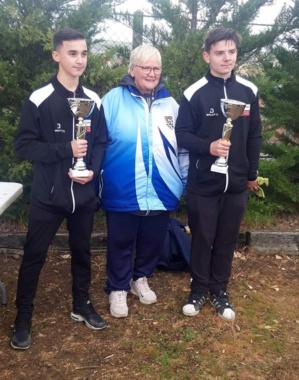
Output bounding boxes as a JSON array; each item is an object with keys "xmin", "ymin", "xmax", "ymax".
[
  {"xmin": 211, "ymin": 98, "xmax": 246, "ymax": 174},
  {"xmin": 68, "ymin": 98, "xmax": 95, "ymax": 178}
]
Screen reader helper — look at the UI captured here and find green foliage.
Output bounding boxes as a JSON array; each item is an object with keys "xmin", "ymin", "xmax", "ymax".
[
  {"xmin": 244, "ymin": 145, "xmax": 299, "ymax": 227},
  {"xmin": 84, "ymin": 49, "xmax": 128, "ymax": 97},
  {"xmin": 260, "ymin": 147, "xmax": 299, "ymax": 209},
  {"xmin": 161, "ymin": 30, "xmax": 206, "ymax": 101},
  {"xmin": 245, "ymin": 197, "xmax": 277, "ymax": 228},
  {"xmin": 251, "ymin": 7, "xmax": 299, "ymax": 220}
]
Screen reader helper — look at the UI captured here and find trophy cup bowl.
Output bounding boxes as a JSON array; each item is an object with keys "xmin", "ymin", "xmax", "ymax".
[
  {"xmin": 68, "ymin": 98, "xmax": 95, "ymax": 178},
  {"xmin": 221, "ymin": 99, "xmax": 247, "ymax": 123},
  {"xmin": 211, "ymin": 99, "xmax": 246, "ymax": 174}
]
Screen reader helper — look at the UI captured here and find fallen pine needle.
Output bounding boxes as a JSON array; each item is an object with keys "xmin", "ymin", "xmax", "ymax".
[
  {"xmin": 104, "ymin": 354, "xmax": 115, "ymax": 360},
  {"xmin": 75, "ymin": 366, "xmax": 99, "ymax": 370}
]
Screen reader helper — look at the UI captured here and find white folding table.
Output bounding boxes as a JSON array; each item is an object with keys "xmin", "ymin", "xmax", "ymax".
[
  {"xmin": 0, "ymin": 182, "xmax": 23, "ymax": 216},
  {"xmin": 0, "ymin": 182, "xmax": 23, "ymax": 305}
]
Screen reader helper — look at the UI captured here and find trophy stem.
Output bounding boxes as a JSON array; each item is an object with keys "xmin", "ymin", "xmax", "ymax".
[
  {"xmin": 76, "ymin": 118, "xmax": 85, "ymax": 140},
  {"xmin": 222, "ymin": 119, "xmax": 233, "ymax": 141}
]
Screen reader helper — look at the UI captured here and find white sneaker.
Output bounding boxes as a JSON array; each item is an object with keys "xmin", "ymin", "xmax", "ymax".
[
  {"xmin": 130, "ymin": 277, "xmax": 157, "ymax": 304},
  {"xmin": 109, "ymin": 291, "xmax": 128, "ymax": 318}
]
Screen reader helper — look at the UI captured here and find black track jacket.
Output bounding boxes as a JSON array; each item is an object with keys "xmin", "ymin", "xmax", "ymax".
[
  {"xmin": 15, "ymin": 76, "xmax": 107, "ymax": 213},
  {"xmin": 175, "ymin": 70, "xmax": 262, "ymax": 196}
]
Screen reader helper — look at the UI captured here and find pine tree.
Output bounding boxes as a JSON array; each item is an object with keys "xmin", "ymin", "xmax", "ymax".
[{"xmin": 253, "ymin": 2, "xmax": 299, "ymax": 213}]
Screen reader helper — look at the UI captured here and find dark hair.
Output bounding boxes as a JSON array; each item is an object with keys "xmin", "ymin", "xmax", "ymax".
[
  {"xmin": 53, "ymin": 28, "xmax": 85, "ymax": 50},
  {"xmin": 204, "ymin": 27, "xmax": 242, "ymax": 52}
]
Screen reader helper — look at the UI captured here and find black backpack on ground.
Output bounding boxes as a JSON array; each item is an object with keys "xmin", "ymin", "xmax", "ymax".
[{"xmin": 157, "ymin": 218, "xmax": 191, "ymax": 272}]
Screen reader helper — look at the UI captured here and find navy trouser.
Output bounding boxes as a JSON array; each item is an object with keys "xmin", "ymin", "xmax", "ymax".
[
  {"xmin": 186, "ymin": 191, "xmax": 248, "ymax": 295},
  {"xmin": 16, "ymin": 205, "xmax": 95, "ymax": 315},
  {"xmin": 104, "ymin": 211, "xmax": 170, "ymax": 293}
]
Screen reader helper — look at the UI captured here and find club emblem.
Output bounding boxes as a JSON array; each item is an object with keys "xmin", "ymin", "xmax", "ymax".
[{"xmin": 164, "ymin": 116, "xmax": 174, "ymax": 130}]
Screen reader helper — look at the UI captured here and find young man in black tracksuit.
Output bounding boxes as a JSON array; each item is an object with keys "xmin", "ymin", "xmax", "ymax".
[
  {"xmin": 176, "ymin": 27, "xmax": 262, "ymax": 321},
  {"xmin": 11, "ymin": 28, "xmax": 107, "ymax": 350}
]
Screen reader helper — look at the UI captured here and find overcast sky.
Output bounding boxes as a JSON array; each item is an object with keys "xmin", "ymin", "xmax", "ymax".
[
  {"xmin": 100, "ymin": 1, "xmax": 294, "ymax": 45},
  {"xmin": 116, "ymin": 0, "xmax": 294, "ymax": 25},
  {"xmin": 255, "ymin": 0, "xmax": 294, "ymax": 24}
]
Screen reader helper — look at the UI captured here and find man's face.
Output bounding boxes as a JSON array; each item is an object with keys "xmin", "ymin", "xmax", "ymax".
[
  {"xmin": 130, "ymin": 54, "xmax": 161, "ymax": 94},
  {"xmin": 52, "ymin": 39, "xmax": 87, "ymax": 79},
  {"xmin": 203, "ymin": 39, "xmax": 237, "ymax": 78}
]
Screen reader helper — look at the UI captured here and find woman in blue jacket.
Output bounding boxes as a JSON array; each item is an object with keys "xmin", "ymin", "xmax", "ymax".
[{"xmin": 100, "ymin": 44, "xmax": 188, "ymax": 318}]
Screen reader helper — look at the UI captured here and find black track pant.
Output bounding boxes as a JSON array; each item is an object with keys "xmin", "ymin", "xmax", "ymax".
[
  {"xmin": 16, "ymin": 205, "xmax": 95, "ymax": 315},
  {"xmin": 186, "ymin": 190, "xmax": 248, "ymax": 295}
]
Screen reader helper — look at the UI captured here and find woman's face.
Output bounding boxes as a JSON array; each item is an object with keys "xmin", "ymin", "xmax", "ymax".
[{"xmin": 130, "ymin": 54, "xmax": 161, "ymax": 94}]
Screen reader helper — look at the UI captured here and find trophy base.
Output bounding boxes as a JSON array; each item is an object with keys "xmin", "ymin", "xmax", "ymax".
[
  {"xmin": 211, "ymin": 163, "xmax": 228, "ymax": 174},
  {"xmin": 69, "ymin": 168, "xmax": 90, "ymax": 178}
]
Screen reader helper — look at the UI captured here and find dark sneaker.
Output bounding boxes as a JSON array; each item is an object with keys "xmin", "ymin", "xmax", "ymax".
[
  {"xmin": 182, "ymin": 292, "xmax": 207, "ymax": 316},
  {"xmin": 11, "ymin": 314, "xmax": 32, "ymax": 350},
  {"xmin": 71, "ymin": 300, "xmax": 106, "ymax": 330},
  {"xmin": 210, "ymin": 290, "xmax": 235, "ymax": 321}
]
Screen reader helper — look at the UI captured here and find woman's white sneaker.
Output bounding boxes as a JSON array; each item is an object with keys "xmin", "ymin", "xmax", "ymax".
[
  {"xmin": 109, "ymin": 291, "xmax": 128, "ymax": 318},
  {"xmin": 130, "ymin": 277, "xmax": 157, "ymax": 304}
]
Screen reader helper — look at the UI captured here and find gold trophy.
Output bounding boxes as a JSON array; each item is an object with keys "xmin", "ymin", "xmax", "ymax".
[
  {"xmin": 211, "ymin": 98, "xmax": 246, "ymax": 174},
  {"xmin": 68, "ymin": 98, "xmax": 94, "ymax": 177}
]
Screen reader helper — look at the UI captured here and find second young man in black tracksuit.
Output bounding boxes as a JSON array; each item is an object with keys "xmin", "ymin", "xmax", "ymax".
[{"xmin": 176, "ymin": 27, "xmax": 262, "ymax": 321}]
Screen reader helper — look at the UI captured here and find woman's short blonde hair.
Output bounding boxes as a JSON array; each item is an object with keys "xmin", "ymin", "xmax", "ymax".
[{"xmin": 128, "ymin": 44, "xmax": 162, "ymax": 73}]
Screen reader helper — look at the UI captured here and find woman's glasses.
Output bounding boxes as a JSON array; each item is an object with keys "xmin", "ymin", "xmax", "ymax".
[{"xmin": 135, "ymin": 65, "xmax": 162, "ymax": 75}]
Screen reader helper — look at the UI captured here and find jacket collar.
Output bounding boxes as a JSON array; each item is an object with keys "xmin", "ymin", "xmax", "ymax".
[
  {"xmin": 119, "ymin": 74, "xmax": 170, "ymax": 100},
  {"xmin": 205, "ymin": 70, "xmax": 236, "ymax": 88},
  {"xmin": 51, "ymin": 75, "xmax": 85, "ymax": 98}
]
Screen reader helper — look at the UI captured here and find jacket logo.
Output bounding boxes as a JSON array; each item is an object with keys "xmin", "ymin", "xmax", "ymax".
[
  {"xmin": 164, "ymin": 116, "xmax": 174, "ymax": 130},
  {"xmin": 206, "ymin": 108, "xmax": 219, "ymax": 117},
  {"xmin": 55, "ymin": 123, "xmax": 65, "ymax": 133}
]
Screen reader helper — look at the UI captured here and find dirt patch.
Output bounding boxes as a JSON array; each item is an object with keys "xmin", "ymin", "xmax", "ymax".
[{"xmin": 0, "ymin": 249, "xmax": 298, "ymax": 380}]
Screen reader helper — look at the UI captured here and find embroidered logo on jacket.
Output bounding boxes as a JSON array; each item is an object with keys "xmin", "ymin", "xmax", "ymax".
[
  {"xmin": 55, "ymin": 123, "xmax": 65, "ymax": 133},
  {"xmin": 164, "ymin": 116, "xmax": 174, "ymax": 130},
  {"xmin": 206, "ymin": 108, "xmax": 219, "ymax": 117}
]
